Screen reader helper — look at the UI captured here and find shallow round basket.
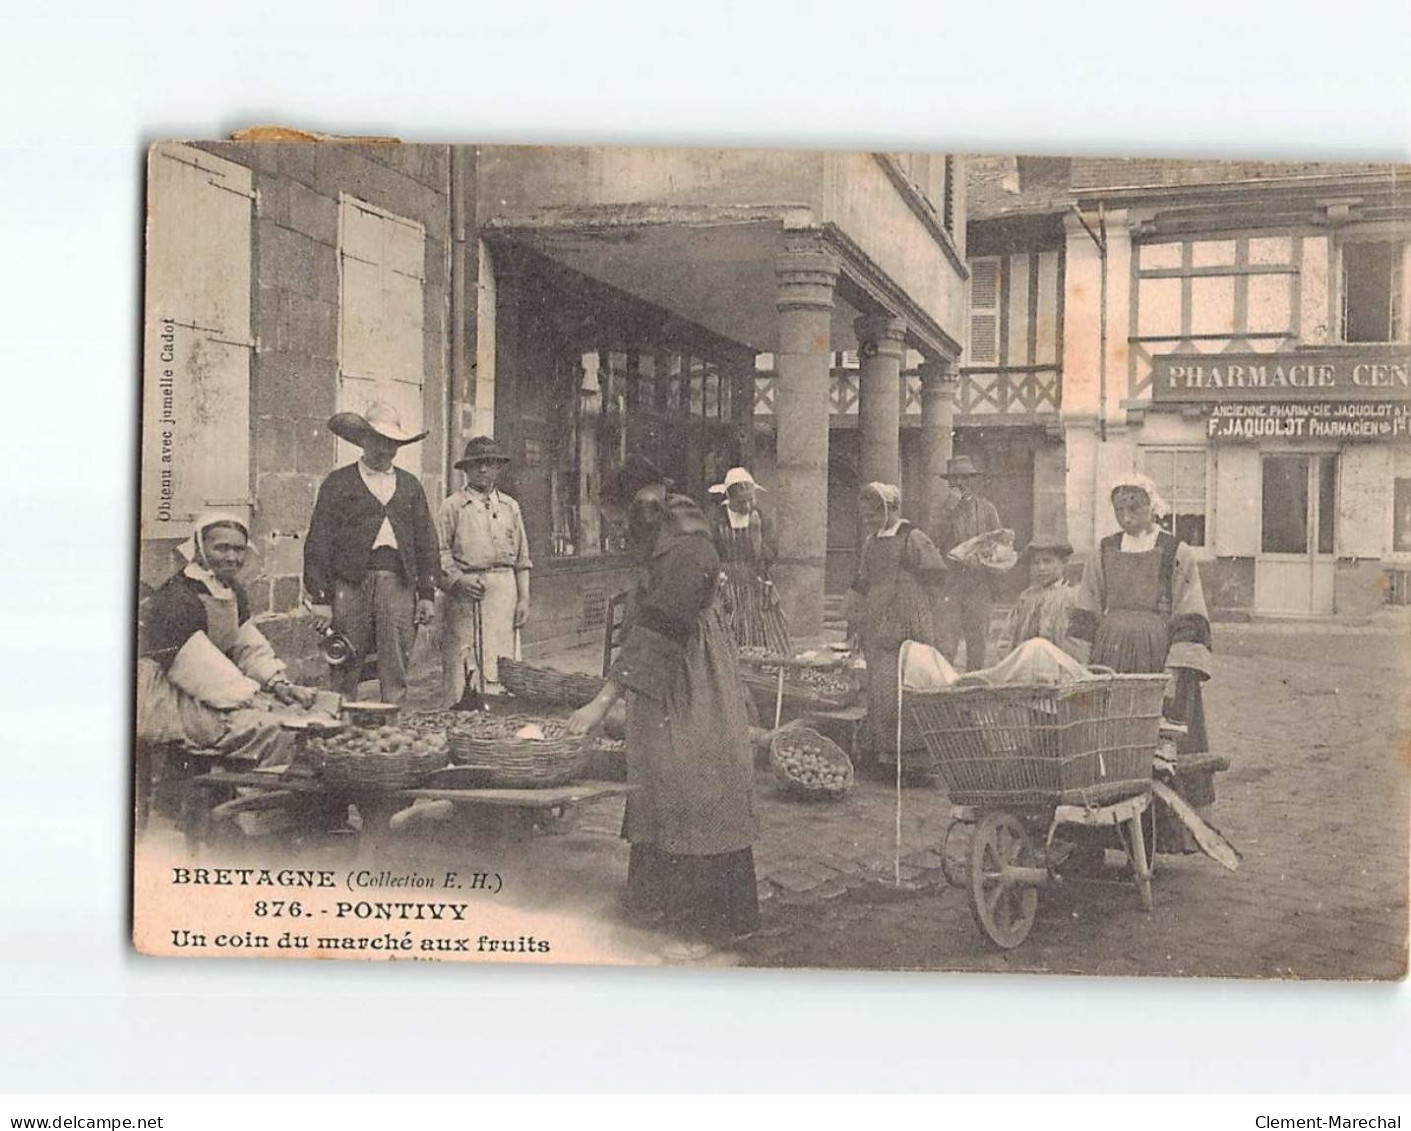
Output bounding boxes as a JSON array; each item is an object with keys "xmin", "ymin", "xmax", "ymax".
[
  {"xmin": 498, "ymin": 658, "xmax": 604, "ymax": 707},
  {"xmin": 313, "ymin": 741, "xmax": 449, "ymax": 790},
  {"xmin": 769, "ymin": 725, "xmax": 854, "ymax": 800},
  {"xmin": 447, "ymin": 714, "xmax": 593, "ymax": 788}
]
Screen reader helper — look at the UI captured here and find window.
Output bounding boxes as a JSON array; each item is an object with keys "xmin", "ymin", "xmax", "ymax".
[
  {"xmin": 337, "ymin": 195, "xmax": 426, "ymax": 471},
  {"xmin": 548, "ymin": 346, "xmax": 741, "ymax": 559},
  {"xmin": 1341, "ymin": 241, "xmax": 1406, "ymax": 343},
  {"xmin": 1143, "ymin": 448, "xmax": 1207, "ymax": 547},
  {"xmin": 1261, "ymin": 454, "xmax": 1337, "ymax": 555},
  {"xmin": 969, "ymin": 258, "xmax": 1001, "ymax": 365}
]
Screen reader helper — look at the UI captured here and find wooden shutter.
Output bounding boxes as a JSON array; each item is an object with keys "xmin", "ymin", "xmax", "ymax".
[
  {"xmin": 337, "ymin": 195, "xmax": 426, "ymax": 471},
  {"xmin": 969, "ymin": 257, "xmax": 1000, "ymax": 365},
  {"xmin": 142, "ymin": 143, "xmax": 255, "ymax": 538}
]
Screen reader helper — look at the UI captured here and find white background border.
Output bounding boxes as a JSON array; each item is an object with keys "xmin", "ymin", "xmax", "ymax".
[{"xmin": 2, "ymin": 0, "xmax": 1408, "ymax": 1094}]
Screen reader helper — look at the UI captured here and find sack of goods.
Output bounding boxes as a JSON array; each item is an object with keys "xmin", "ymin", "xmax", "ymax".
[
  {"xmin": 969, "ymin": 637, "xmax": 1090, "ymax": 687},
  {"xmin": 946, "ymin": 528, "xmax": 1019, "ymax": 574}
]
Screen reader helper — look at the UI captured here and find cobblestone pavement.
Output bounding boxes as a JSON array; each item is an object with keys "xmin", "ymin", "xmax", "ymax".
[
  {"xmin": 727, "ymin": 625, "xmax": 1411, "ymax": 979},
  {"xmin": 201, "ymin": 617, "xmax": 1407, "ymax": 976}
]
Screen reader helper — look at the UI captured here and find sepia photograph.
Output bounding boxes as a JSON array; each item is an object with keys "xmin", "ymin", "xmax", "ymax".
[{"xmin": 132, "ymin": 136, "xmax": 1410, "ymax": 979}]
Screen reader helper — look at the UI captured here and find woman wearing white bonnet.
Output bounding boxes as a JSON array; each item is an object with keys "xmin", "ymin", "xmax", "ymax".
[
  {"xmin": 137, "ymin": 511, "xmax": 318, "ymax": 751},
  {"xmin": 1069, "ymin": 471, "xmax": 1219, "ymax": 849},
  {"xmin": 707, "ymin": 467, "xmax": 790, "ymax": 655},
  {"xmin": 847, "ymin": 482, "xmax": 947, "ymax": 769}
]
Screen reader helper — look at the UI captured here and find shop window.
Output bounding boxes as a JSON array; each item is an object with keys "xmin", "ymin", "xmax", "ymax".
[
  {"xmin": 1260, "ymin": 454, "xmax": 1337, "ymax": 555},
  {"xmin": 1341, "ymin": 241, "xmax": 1406, "ymax": 343},
  {"xmin": 1143, "ymin": 448, "xmax": 1206, "ymax": 547},
  {"xmin": 548, "ymin": 347, "xmax": 742, "ymax": 560},
  {"xmin": 969, "ymin": 258, "xmax": 1000, "ymax": 365}
]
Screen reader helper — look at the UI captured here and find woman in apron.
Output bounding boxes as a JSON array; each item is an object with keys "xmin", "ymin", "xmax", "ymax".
[
  {"xmin": 1069, "ymin": 474, "xmax": 1216, "ymax": 849},
  {"xmin": 137, "ymin": 512, "xmax": 318, "ymax": 752},
  {"xmin": 568, "ymin": 457, "xmax": 760, "ymax": 956},
  {"xmin": 847, "ymin": 483, "xmax": 948, "ymax": 769},
  {"xmin": 708, "ymin": 467, "xmax": 792, "ymax": 656}
]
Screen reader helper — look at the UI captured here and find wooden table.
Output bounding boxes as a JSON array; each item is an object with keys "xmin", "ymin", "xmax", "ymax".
[{"xmin": 184, "ymin": 768, "xmax": 633, "ymax": 854}]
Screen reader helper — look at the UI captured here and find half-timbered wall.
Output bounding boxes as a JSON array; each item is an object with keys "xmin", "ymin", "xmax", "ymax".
[{"xmin": 963, "ymin": 250, "xmax": 1063, "ymax": 419}]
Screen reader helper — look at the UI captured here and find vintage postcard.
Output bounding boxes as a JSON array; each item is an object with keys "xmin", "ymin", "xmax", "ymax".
[{"xmin": 133, "ymin": 137, "xmax": 1410, "ymax": 976}]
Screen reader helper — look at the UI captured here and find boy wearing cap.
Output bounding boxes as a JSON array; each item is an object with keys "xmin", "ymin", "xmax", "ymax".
[
  {"xmin": 303, "ymin": 404, "xmax": 439, "ymax": 705},
  {"xmin": 437, "ymin": 436, "xmax": 532, "ymax": 704},
  {"xmin": 1005, "ymin": 541, "xmax": 1084, "ymax": 659}
]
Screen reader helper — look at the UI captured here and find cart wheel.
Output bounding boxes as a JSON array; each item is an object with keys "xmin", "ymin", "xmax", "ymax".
[{"xmin": 969, "ymin": 811, "xmax": 1040, "ymax": 949}]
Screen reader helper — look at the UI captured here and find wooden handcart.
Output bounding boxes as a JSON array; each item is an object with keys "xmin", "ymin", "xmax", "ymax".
[{"xmin": 906, "ymin": 670, "xmax": 1170, "ymax": 949}]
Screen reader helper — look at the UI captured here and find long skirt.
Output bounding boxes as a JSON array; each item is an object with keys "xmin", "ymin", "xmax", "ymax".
[
  {"xmin": 626, "ymin": 844, "xmax": 760, "ymax": 941},
  {"xmin": 1092, "ymin": 609, "xmax": 1214, "ymax": 853},
  {"xmin": 719, "ymin": 565, "xmax": 792, "ymax": 655},
  {"xmin": 622, "ymin": 610, "xmax": 760, "ymax": 938}
]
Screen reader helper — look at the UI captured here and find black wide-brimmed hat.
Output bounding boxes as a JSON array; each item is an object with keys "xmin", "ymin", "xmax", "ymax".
[
  {"xmin": 602, "ymin": 455, "xmax": 671, "ymax": 509},
  {"xmin": 327, "ymin": 402, "xmax": 428, "ymax": 446},
  {"xmin": 944, "ymin": 455, "xmax": 983, "ymax": 477},
  {"xmin": 454, "ymin": 436, "xmax": 512, "ymax": 470}
]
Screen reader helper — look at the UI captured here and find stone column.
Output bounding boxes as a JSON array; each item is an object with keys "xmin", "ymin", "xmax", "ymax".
[
  {"xmin": 918, "ymin": 358, "xmax": 959, "ymax": 535},
  {"xmin": 854, "ymin": 314, "xmax": 907, "ymax": 489},
  {"xmin": 773, "ymin": 237, "xmax": 839, "ymax": 643}
]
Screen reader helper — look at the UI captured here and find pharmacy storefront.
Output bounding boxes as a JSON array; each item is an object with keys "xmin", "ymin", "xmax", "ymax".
[{"xmin": 1149, "ymin": 348, "xmax": 1411, "ymax": 617}]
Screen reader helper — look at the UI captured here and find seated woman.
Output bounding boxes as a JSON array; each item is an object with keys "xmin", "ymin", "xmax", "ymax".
[
  {"xmin": 137, "ymin": 512, "xmax": 319, "ymax": 756},
  {"xmin": 1069, "ymin": 474, "xmax": 1217, "ymax": 851}
]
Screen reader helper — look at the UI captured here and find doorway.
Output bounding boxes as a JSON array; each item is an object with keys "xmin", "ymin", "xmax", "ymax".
[{"xmin": 1254, "ymin": 453, "xmax": 1337, "ymax": 615}]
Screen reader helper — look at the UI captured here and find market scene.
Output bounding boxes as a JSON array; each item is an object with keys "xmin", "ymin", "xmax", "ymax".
[{"xmin": 134, "ymin": 140, "xmax": 1411, "ymax": 975}]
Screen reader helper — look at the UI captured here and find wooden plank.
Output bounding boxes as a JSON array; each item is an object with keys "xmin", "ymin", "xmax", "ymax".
[{"xmin": 190, "ymin": 771, "xmax": 633, "ymax": 810}]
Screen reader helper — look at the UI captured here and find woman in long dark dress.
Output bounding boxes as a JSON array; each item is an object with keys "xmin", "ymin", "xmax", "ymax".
[
  {"xmin": 847, "ymin": 482, "xmax": 947, "ymax": 768},
  {"xmin": 1069, "ymin": 473, "xmax": 1217, "ymax": 850},
  {"xmin": 568, "ymin": 457, "xmax": 760, "ymax": 954},
  {"xmin": 708, "ymin": 467, "xmax": 792, "ymax": 656}
]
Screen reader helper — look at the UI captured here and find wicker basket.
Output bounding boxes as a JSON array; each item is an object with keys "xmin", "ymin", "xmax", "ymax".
[
  {"xmin": 312, "ymin": 739, "xmax": 449, "ymax": 791},
  {"xmin": 498, "ymin": 657, "xmax": 604, "ymax": 707},
  {"xmin": 905, "ymin": 672, "xmax": 1167, "ymax": 807},
  {"xmin": 737, "ymin": 653, "xmax": 862, "ymax": 711},
  {"xmin": 770, "ymin": 724, "xmax": 854, "ymax": 800},
  {"xmin": 447, "ymin": 713, "xmax": 593, "ymax": 788}
]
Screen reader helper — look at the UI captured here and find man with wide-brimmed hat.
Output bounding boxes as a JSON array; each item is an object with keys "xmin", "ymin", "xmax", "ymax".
[
  {"xmin": 303, "ymin": 403, "xmax": 439, "ymax": 704},
  {"xmin": 930, "ymin": 455, "xmax": 1004, "ymax": 670},
  {"xmin": 437, "ymin": 435, "xmax": 531, "ymax": 705}
]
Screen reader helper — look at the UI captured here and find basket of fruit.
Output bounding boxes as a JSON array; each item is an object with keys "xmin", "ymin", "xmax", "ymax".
[
  {"xmin": 497, "ymin": 658, "xmax": 604, "ymax": 707},
  {"xmin": 770, "ymin": 724, "xmax": 854, "ymax": 800},
  {"xmin": 447, "ymin": 713, "xmax": 593, "ymax": 788},
  {"xmin": 308, "ymin": 724, "xmax": 450, "ymax": 790},
  {"xmin": 737, "ymin": 649, "xmax": 862, "ymax": 711}
]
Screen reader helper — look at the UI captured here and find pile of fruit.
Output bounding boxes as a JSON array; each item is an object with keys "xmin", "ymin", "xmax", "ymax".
[
  {"xmin": 770, "ymin": 726, "xmax": 853, "ymax": 799},
  {"xmin": 309, "ymin": 724, "xmax": 449, "ymax": 786}
]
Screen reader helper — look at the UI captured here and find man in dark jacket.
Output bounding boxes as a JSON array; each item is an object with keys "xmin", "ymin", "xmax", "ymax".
[{"xmin": 303, "ymin": 403, "xmax": 439, "ymax": 704}]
